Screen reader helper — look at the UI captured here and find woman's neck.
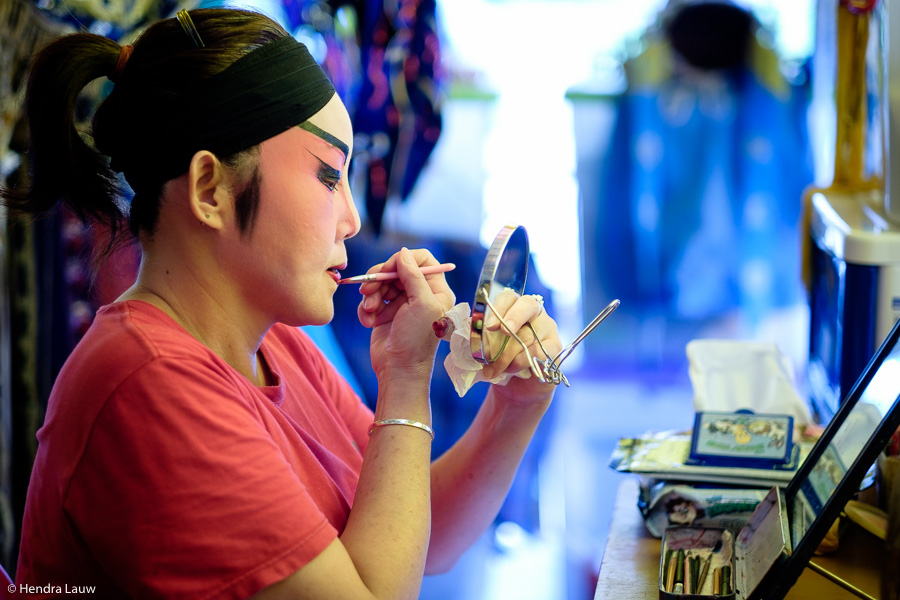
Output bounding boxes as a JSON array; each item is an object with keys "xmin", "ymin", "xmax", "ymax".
[{"xmin": 118, "ymin": 256, "xmax": 270, "ymax": 386}]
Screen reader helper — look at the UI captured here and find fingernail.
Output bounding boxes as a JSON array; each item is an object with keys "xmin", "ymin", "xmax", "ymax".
[{"xmin": 364, "ymin": 296, "xmax": 375, "ymax": 310}]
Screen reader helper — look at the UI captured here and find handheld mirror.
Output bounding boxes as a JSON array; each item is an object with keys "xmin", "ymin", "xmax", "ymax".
[
  {"xmin": 471, "ymin": 225, "xmax": 621, "ymax": 386},
  {"xmin": 471, "ymin": 225, "xmax": 529, "ymax": 366}
]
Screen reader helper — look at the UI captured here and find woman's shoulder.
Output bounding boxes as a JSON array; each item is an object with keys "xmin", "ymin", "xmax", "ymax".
[
  {"xmin": 56, "ymin": 300, "xmax": 229, "ymax": 398},
  {"xmin": 82, "ymin": 300, "xmax": 209, "ymax": 361},
  {"xmin": 39, "ymin": 301, "xmax": 247, "ymax": 473}
]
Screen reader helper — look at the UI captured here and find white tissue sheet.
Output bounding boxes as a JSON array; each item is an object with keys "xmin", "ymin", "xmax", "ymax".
[
  {"xmin": 441, "ymin": 302, "xmax": 527, "ymax": 396},
  {"xmin": 686, "ymin": 339, "xmax": 812, "ymax": 424}
]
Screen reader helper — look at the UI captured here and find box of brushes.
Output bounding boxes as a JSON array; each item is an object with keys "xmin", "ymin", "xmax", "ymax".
[
  {"xmin": 658, "ymin": 487, "xmax": 790, "ymax": 599},
  {"xmin": 658, "ymin": 527, "xmax": 734, "ymax": 598}
]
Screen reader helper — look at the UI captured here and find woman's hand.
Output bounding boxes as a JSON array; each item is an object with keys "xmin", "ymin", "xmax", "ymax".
[
  {"xmin": 356, "ymin": 247, "xmax": 456, "ymax": 383},
  {"xmin": 480, "ymin": 292, "xmax": 561, "ymax": 406}
]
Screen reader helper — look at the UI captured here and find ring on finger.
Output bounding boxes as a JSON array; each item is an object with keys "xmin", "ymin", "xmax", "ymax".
[{"xmin": 527, "ymin": 294, "xmax": 544, "ymax": 317}]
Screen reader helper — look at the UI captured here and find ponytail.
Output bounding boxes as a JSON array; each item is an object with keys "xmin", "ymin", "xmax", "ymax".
[{"xmin": 1, "ymin": 33, "xmax": 127, "ymax": 239}]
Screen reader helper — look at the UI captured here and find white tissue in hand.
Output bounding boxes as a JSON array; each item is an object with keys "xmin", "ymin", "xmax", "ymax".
[
  {"xmin": 686, "ymin": 339, "xmax": 811, "ymax": 423},
  {"xmin": 442, "ymin": 302, "xmax": 524, "ymax": 396}
]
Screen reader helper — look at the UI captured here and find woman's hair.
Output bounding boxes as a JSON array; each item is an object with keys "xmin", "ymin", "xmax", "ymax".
[{"xmin": 1, "ymin": 9, "xmax": 287, "ymax": 251}]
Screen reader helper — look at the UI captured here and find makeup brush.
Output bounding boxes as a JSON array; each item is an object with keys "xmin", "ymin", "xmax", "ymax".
[{"xmin": 339, "ymin": 263, "xmax": 456, "ymax": 284}]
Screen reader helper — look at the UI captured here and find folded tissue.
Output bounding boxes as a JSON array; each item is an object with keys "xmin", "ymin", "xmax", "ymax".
[
  {"xmin": 438, "ymin": 302, "xmax": 530, "ymax": 396},
  {"xmin": 686, "ymin": 339, "xmax": 812, "ymax": 424}
]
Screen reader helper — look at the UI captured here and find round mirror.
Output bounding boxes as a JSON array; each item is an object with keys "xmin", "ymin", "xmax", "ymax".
[{"xmin": 471, "ymin": 225, "xmax": 530, "ymax": 364}]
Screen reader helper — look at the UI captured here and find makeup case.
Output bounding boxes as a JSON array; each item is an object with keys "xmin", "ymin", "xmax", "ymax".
[{"xmin": 687, "ymin": 411, "xmax": 795, "ymax": 469}]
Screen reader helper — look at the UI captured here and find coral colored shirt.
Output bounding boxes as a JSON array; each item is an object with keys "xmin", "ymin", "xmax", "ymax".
[{"xmin": 15, "ymin": 301, "xmax": 373, "ymax": 599}]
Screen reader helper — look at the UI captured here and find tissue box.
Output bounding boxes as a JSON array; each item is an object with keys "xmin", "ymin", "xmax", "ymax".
[
  {"xmin": 658, "ymin": 488, "xmax": 789, "ymax": 599},
  {"xmin": 686, "ymin": 340, "xmax": 811, "ymax": 424},
  {"xmin": 687, "ymin": 411, "xmax": 794, "ymax": 469}
]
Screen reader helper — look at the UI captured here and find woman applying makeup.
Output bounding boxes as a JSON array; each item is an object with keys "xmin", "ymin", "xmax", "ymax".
[{"xmin": 1, "ymin": 8, "xmax": 561, "ymax": 598}]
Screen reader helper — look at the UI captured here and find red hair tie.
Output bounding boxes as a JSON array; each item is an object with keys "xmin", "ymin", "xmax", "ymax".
[{"xmin": 109, "ymin": 44, "xmax": 133, "ymax": 82}]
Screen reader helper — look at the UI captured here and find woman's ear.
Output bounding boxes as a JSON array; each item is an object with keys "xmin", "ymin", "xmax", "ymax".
[{"xmin": 187, "ymin": 151, "xmax": 226, "ymax": 229}]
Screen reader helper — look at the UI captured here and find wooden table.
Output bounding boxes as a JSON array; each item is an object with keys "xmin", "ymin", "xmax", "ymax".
[{"xmin": 594, "ymin": 479, "xmax": 885, "ymax": 599}]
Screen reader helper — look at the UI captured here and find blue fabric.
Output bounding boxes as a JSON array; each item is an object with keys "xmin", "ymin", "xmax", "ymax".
[
  {"xmin": 350, "ymin": 0, "xmax": 444, "ymax": 235},
  {"xmin": 593, "ymin": 54, "xmax": 813, "ymax": 325}
]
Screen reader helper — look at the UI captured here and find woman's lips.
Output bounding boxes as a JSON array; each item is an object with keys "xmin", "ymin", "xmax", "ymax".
[{"xmin": 327, "ymin": 263, "xmax": 347, "ymax": 283}]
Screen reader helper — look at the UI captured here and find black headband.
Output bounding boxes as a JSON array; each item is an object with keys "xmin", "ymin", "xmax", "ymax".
[{"xmin": 108, "ymin": 35, "xmax": 336, "ymax": 189}]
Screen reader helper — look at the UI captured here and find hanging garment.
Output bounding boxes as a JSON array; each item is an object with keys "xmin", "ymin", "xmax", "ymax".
[
  {"xmin": 592, "ymin": 2, "xmax": 813, "ymax": 324},
  {"xmin": 350, "ymin": 0, "xmax": 443, "ymax": 234}
]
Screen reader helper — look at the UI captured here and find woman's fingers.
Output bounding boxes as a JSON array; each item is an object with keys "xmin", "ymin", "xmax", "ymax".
[
  {"xmin": 357, "ymin": 248, "xmax": 454, "ymax": 326},
  {"xmin": 482, "ymin": 312, "xmax": 561, "ymax": 380},
  {"xmin": 484, "ymin": 292, "xmax": 544, "ymax": 336}
]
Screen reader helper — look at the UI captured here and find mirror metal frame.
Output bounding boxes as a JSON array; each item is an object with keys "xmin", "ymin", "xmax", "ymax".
[{"xmin": 471, "ymin": 225, "xmax": 529, "ymax": 364}]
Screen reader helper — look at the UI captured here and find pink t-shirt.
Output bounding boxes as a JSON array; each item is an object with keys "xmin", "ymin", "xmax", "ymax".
[{"xmin": 15, "ymin": 301, "xmax": 373, "ymax": 599}]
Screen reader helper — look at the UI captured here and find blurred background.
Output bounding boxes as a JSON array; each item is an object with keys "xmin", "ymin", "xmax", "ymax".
[{"xmin": 1, "ymin": 0, "xmax": 881, "ymax": 598}]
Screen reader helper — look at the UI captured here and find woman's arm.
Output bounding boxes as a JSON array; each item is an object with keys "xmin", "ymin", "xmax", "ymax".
[
  {"xmin": 255, "ymin": 252, "xmax": 558, "ymax": 595},
  {"xmin": 251, "ymin": 386, "xmax": 433, "ymax": 599},
  {"xmin": 427, "ymin": 294, "xmax": 561, "ymax": 572},
  {"xmin": 427, "ymin": 383, "xmax": 552, "ymax": 573}
]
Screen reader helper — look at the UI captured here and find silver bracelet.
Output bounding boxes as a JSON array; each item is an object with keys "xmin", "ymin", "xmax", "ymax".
[{"xmin": 368, "ymin": 419, "xmax": 435, "ymax": 441}]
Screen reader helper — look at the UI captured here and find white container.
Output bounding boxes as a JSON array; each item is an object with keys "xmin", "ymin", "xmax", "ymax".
[{"xmin": 808, "ymin": 189, "xmax": 900, "ymax": 419}]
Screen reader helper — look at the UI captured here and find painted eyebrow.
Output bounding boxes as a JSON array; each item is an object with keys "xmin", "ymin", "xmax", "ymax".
[{"xmin": 298, "ymin": 121, "xmax": 350, "ymax": 162}]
